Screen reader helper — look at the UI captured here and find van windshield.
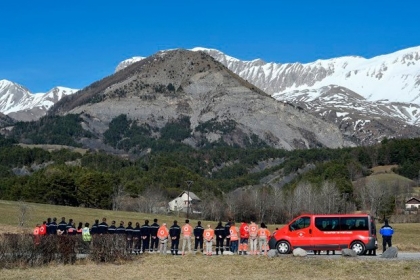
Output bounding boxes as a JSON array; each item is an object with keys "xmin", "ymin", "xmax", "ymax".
[{"xmin": 289, "ymin": 216, "xmax": 310, "ymax": 231}]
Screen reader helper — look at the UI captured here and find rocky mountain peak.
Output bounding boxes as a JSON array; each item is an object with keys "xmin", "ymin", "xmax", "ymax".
[{"xmin": 53, "ymin": 49, "xmax": 351, "ymax": 150}]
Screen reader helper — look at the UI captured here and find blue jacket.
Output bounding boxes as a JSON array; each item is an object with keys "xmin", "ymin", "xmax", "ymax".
[{"xmin": 380, "ymin": 225, "xmax": 394, "ymax": 237}]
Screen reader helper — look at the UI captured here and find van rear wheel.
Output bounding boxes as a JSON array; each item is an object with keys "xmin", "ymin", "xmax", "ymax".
[
  {"xmin": 350, "ymin": 241, "xmax": 366, "ymax": 255},
  {"xmin": 276, "ymin": 241, "xmax": 291, "ymax": 254}
]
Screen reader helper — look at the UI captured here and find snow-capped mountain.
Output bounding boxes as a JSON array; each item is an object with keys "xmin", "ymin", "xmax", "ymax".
[
  {"xmin": 0, "ymin": 79, "xmax": 78, "ymax": 121},
  {"xmin": 115, "ymin": 46, "xmax": 420, "ymax": 144},
  {"xmin": 190, "ymin": 46, "xmax": 420, "ymax": 104}
]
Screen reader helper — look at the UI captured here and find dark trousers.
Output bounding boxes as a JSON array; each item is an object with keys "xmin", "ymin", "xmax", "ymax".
[
  {"xmin": 150, "ymin": 236, "xmax": 159, "ymax": 251},
  {"xmin": 142, "ymin": 237, "xmax": 150, "ymax": 252},
  {"xmin": 171, "ymin": 238, "xmax": 179, "ymax": 255},
  {"xmin": 194, "ymin": 238, "xmax": 203, "ymax": 252},
  {"xmin": 225, "ymin": 237, "xmax": 231, "ymax": 251},
  {"xmin": 382, "ymin": 236, "xmax": 392, "ymax": 252},
  {"xmin": 216, "ymin": 238, "xmax": 224, "ymax": 253},
  {"xmin": 133, "ymin": 237, "xmax": 141, "ymax": 253}
]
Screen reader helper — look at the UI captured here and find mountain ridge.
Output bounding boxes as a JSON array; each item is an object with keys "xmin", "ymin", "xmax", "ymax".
[{"xmin": 0, "ymin": 79, "xmax": 78, "ymax": 121}]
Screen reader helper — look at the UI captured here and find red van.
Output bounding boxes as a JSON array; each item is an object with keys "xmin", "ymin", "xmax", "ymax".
[{"xmin": 269, "ymin": 214, "xmax": 377, "ymax": 255}]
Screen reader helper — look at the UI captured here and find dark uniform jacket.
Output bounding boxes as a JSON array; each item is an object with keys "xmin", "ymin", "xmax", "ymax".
[
  {"xmin": 58, "ymin": 221, "xmax": 67, "ymax": 233},
  {"xmin": 108, "ymin": 225, "xmax": 117, "ymax": 234},
  {"xmin": 133, "ymin": 226, "xmax": 141, "ymax": 239},
  {"xmin": 224, "ymin": 222, "xmax": 231, "ymax": 238},
  {"xmin": 169, "ymin": 224, "xmax": 181, "ymax": 240},
  {"xmin": 125, "ymin": 225, "xmax": 134, "ymax": 239},
  {"xmin": 215, "ymin": 224, "xmax": 225, "ymax": 240},
  {"xmin": 150, "ymin": 222, "xmax": 159, "ymax": 237},
  {"xmin": 193, "ymin": 225, "xmax": 204, "ymax": 240},
  {"xmin": 98, "ymin": 222, "xmax": 108, "ymax": 234},
  {"xmin": 116, "ymin": 225, "xmax": 126, "ymax": 234},
  {"xmin": 91, "ymin": 222, "xmax": 99, "ymax": 235},
  {"xmin": 141, "ymin": 224, "xmax": 150, "ymax": 238},
  {"xmin": 49, "ymin": 221, "xmax": 58, "ymax": 235}
]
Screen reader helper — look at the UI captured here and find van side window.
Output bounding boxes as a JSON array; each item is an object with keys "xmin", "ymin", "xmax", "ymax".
[
  {"xmin": 289, "ymin": 216, "xmax": 310, "ymax": 231},
  {"xmin": 315, "ymin": 218, "xmax": 339, "ymax": 231},
  {"xmin": 340, "ymin": 217, "xmax": 368, "ymax": 230}
]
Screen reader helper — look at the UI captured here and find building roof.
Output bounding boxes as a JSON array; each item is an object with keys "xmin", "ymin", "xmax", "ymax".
[
  {"xmin": 178, "ymin": 191, "xmax": 200, "ymax": 201},
  {"xmin": 406, "ymin": 197, "xmax": 420, "ymax": 204}
]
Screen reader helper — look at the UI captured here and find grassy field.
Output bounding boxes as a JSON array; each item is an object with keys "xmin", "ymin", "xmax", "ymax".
[
  {"xmin": 1, "ymin": 200, "xmax": 420, "ymax": 279},
  {"xmin": 2, "ymin": 254, "xmax": 420, "ymax": 280}
]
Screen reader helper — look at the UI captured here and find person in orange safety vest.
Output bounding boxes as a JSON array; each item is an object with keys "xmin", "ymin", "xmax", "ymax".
[
  {"xmin": 157, "ymin": 223, "xmax": 169, "ymax": 254},
  {"xmin": 239, "ymin": 220, "xmax": 249, "ymax": 255},
  {"xmin": 181, "ymin": 219, "xmax": 193, "ymax": 255},
  {"xmin": 39, "ymin": 221, "xmax": 47, "ymax": 236},
  {"xmin": 258, "ymin": 223, "xmax": 270, "ymax": 255},
  {"xmin": 229, "ymin": 222, "xmax": 239, "ymax": 254},
  {"xmin": 203, "ymin": 224, "xmax": 215, "ymax": 256},
  {"xmin": 33, "ymin": 224, "xmax": 41, "ymax": 245},
  {"xmin": 248, "ymin": 220, "xmax": 259, "ymax": 255}
]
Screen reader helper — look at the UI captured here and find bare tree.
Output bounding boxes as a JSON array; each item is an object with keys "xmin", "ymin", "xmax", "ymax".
[
  {"xmin": 18, "ymin": 200, "xmax": 32, "ymax": 227},
  {"xmin": 137, "ymin": 186, "xmax": 168, "ymax": 214},
  {"xmin": 112, "ymin": 184, "xmax": 125, "ymax": 211}
]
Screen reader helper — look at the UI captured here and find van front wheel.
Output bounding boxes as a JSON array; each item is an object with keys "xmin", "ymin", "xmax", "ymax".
[
  {"xmin": 276, "ymin": 241, "xmax": 291, "ymax": 254},
  {"xmin": 350, "ymin": 241, "xmax": 366, "ymax": 255}
]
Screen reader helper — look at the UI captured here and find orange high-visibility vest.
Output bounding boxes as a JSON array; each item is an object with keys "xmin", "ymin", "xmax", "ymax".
[
  {"xmin": 257, "ymin": 228, "xmax": 266, "ymax": 237},
  {"xmin": 39, "ymin": 224, "xmax": 47, "ymax": 235},
  {"xmin": 157, "ymin": 226, "xmax": 169, "ymax": 239},
  {"xmin": 249, "ymin": 223, "xmax": 258, "ymax": 238},
  {"xmin": 230, "ymin": 226, "xmax": 239, "ymax": 241},
  {"xmin": 182, "ymin": 224, "xmax": 193, "ymax": 237},
  {"xmin": 203, "ymin": 228, "xmax": 214, "ymax": 241},
  {"xmin": 264, "ymin": 228, "xmax": 271, "ymax": 238}
]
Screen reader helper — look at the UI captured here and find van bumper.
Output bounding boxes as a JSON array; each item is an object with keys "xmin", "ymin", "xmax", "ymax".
[{"xmin": 269, "ymin": 237, "xmax": 277, "ymax": 250}]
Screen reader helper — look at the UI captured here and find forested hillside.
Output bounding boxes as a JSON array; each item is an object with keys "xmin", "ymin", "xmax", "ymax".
[{"xmin": 1, "ymin": 121, "xmax": 419, "ymax": 222}]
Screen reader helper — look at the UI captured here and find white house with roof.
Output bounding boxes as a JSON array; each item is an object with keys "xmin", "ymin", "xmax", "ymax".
[
  {"xmin": 168, "ymin": 191, "xmax": 201, "ymax": 213},
  {"xmin": 405, "ymin": 197, "xmax": 420, "ymax": 210}
]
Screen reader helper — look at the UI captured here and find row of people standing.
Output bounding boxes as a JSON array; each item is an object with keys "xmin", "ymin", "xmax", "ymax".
[{"xmin": 36, "ymin": 217, "xmax": 273, "ymax": 256}]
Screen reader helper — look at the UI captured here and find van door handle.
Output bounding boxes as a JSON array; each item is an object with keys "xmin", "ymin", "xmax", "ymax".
[{"xmin": 309, "ymin": 229, "xmax": 312, "ymax": 234}]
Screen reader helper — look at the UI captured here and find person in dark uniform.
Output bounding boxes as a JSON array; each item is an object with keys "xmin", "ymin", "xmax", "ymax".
[
  {"xmin": 98, "ymin": 218, "xmax": 108, "ymax": 235},
  {"xmin": 116, "ymin": 221, "xmax": 126, "ymax": 234},
  {"xmin": 215, "ymin": 221, "xmax": 225, "ymax": 255},
  {"xmin": 141, "ymin": 220, "xmax": 150, "ymax": 253},
  {"xmin": 149, "ymin": 219, "xmax": 159, "ymax": 252},
  {"xmin": 169, "ymin": 220, "xmax": 181, "ymax": 255},
  {"xmin": 91, "ymin": 219, "xmax": 99, "ymax": 235},
  {"xmin": 133, "ymin": 222, "xmax": 142, "ymax": 255},
  {"xmin": 125, "ymin": 221, "xmax": 134, "ymax": 253},
  {"xmin": 193, "ymin": 221, "xmax": 204, "ymax": 254},
  {"xmin": 116, "ymin": 221, "xmax": 126, "ymax": 251},
  {"xmin": 367, "ymin": 218, "xmax": 377, "ymax": 256},
  {"xmin": 108, "ymin": 221, "xmax": 117, "ymax": 234},
  {"xmin": 57, "ymin": 217, "xmax": 67, "ymax": 235},
  {"xmin": 66, "ymin": 219, "xmax": 74, "ymax": 235},
  {"xmin": 49, "ymin": 217, "xmax": 58, "ymax": 235},
  {"xmin": 224, "ymin": 218, "xmax": 232, "ymax": 252},
  {"xmin": 67, "ymin": 221, "xmax": 77, "ymax": 235},
  {"xmin": 379, "ymin": 219, "xmax": 394, "ymax": 252},
  {"xmin": 46, "ymin": 218, "xmax": 51, "ymax": 235}
]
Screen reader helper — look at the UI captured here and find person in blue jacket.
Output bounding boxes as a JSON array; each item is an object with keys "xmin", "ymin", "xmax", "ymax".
[{"xmin": 379, "ymin": 219, "xmax": 394, "ymax": 252}]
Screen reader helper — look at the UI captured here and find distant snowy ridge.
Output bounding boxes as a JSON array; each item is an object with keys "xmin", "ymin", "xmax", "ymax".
[
  {"xmin": 116, "ymin": 46, "xmax": 420, "ymax": 104},
  {"xmin": 0, "ymin": 79, "xmax": 78, "ymax": 121}
]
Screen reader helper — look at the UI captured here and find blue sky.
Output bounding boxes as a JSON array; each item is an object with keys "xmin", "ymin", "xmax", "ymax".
[{"xmin": 1, "ymin": 0, "xmax": 419, "ymax": 93}]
